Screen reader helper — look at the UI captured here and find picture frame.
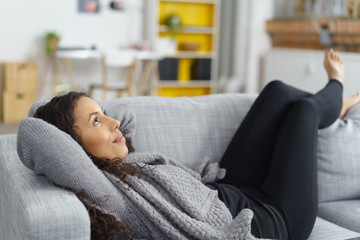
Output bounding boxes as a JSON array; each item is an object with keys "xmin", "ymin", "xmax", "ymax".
[{"xmin": 78, "ymin": 0, "xmax": 99, "ymax": 14}]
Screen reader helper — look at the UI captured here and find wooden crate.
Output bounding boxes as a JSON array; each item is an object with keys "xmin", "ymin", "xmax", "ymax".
[
  {"xmin": 1, "ymin": 62, "xmax": 38, "ymax": 92},
  {"xmin": 1, "ymin": 90, "xmax": 35, "ymax": 123}
]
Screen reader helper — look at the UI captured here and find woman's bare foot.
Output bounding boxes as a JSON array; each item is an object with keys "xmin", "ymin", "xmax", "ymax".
[
  {"xmin": 323, "ymin": 48, "xmax": 344, "ymax": 86},
  {"xmin": 340, "ymin": 93, "xmax": 360, "ymax": 118}
]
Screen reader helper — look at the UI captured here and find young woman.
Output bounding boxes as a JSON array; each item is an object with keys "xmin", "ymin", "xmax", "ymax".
[{"xmin": 31, "ymin": 50, "xmax": 359, "ymax": 240}]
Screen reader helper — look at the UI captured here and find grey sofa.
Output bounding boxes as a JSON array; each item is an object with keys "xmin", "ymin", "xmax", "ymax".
[{"xmin": 1, "ymin": 93, "xmax": 360, "ymax": 239}]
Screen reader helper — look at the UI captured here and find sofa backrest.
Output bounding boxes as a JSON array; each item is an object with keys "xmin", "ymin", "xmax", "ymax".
[
  {"xmin": 29, "ymin": 93, "xmax": 257, "ymax": 169},
  {"xmin": 103, "ymin": 94, "xmax": 257, "ymax": 169}
]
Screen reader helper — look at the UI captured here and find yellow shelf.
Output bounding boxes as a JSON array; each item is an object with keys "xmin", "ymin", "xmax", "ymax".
[
  {"xmin": 160, "ymin": 0, "xmax": 217, "ymax": 5},
  {"xmin": 159, "ymin": 80, "xmax": 211, "ymax": 87},
  {"xmin": 163, "ymin": 51, "xmax": 215, "ymax": 59},
  {"xmin": 159, "ymin": 32, "xmax": 213, "ymax": 52},
  {"xmin": 159, "ymin": 86, "xmax": 211, "ymax": 97},
  {"xmin": 156, "ymin": 0, "xmax": 218, "ymax": 97},
  {"xmin": 159, "ymin": 2, "xmax": 214, "ymax": 27},
  {"xmin": 159, "ymin": 25, "xmax": 217, "ymax": 34}
]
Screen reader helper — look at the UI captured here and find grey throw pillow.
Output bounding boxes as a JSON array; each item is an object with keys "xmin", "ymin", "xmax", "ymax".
[{"xmin": 317, "ymin": 103, "xmax": 360, "ymax": 203}]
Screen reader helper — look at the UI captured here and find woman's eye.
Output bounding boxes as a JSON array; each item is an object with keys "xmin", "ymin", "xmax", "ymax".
[{"xmin": 93, "ymin": 117, "xmax": 100, "ymax": 126}]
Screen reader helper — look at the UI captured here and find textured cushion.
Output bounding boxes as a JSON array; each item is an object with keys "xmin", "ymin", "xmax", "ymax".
[
  {"xmin": 17, "ymin": 117, "xmax": 121, "ymax": 200},
  {"xmin": 17, "ymin": 117, "xmax": 128, "ymax": 221},
  {"xmin": 318, "ymin": 200, "xmax": 360, "ymax": 233},
  {"xmin": 317, "ymin": 103, "xmax": 360, "ymax": 203},
  {"xmin": 28, "ymin": 100, "xmax": 136, "ymax": 143},
  {"xmin": 308, "ymin": 217, "xmax": 360, "ymax": 240}
]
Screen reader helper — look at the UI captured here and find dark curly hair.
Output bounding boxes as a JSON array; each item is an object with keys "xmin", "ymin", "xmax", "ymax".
[{"xmin": 33, "ymin": 92, "xmax": 141, "ymax": 240}]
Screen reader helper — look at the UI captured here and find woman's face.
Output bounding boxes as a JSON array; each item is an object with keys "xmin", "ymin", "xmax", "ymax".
[{"xmin": 73, "ymin": 96, "xmax": 128, "ymax": 160}]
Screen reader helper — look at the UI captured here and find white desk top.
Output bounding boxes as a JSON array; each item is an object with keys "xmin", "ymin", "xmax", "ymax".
[
  {"xmin": 56, "ymin": 49, "xmax": 164, "ymax": 61},
  {"xmin": 56, "ymin": 49, "xmax": 103, "ymax": 59}
]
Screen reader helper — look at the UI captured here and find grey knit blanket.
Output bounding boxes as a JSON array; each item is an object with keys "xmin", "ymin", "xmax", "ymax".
[{"xmin": 17, "ymin": 117, "xmax": 256, "ymax": 240}]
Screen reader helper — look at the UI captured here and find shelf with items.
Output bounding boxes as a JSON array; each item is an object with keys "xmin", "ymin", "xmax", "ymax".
[
  {"xmin": 155, "ymin": 0, "xmax": 219, "ymax": 97},
  {"xmin": 163, "ymin": 51, "xmax": 215, "ymax": 59},
  {"xmin": 159, "ymin": 81, "xmax": 212, "ymax": 97},
  {"xmin": 158, "ymin": 25, "xmax": 217, "ymax": 34},
  {"xmin": 158, "ymin": 57, "xmax": 212, "ymax": 82},
  {"xmin": 158, "ymin": 0, "xmax": 215, "ymax": 26},
  {"xmin": 159, "ymin": 0, "xmax": 217, "ymax": 4},
  {"xmin": 159, "ymin": 80, "xmax": 211, "ymax": 87},
  {"xmin": 266, "ymin": 18, "xmax": 360, "ymax": 52}
]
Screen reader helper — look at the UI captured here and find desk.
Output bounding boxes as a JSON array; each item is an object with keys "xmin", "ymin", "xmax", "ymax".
[
  {"xmin": 38, "ymin": 49, "xmax": 104, "ymax": 99},
  {"xmin": 38, "ymin": 49, "xmax": 163, "ymax": 99}
]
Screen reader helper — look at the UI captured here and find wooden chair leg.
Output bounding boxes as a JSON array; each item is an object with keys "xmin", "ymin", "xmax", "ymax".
[
  {"xmin": 88, "ymin": 85, "xmax": 94, "ymax": 98},
  {"xmin": 64, "ymin": 58, "xmax": 76, "ymax": 91},
  {"xmin": 139, "ymin": 60, "xmax": 152, "ymax": 96},
  {"xmin": 127, "ymin": 87, "xmax": 134, "ymax": 96},
  {"xmin": 152, "ymin": 60, "xmax": 161, "ymax": 96},
  {"xmin": 53, "ymin": 58, "xmax": 64, "ymax": 96},
  {"xmin": 37, "ymin": 55, "xmax": 53, "ymax": 100},
  {"xmin": 101, "ymin": 56, "xmax": 108, "ymax": 100},
  {"xmin": 126, "ymin": 60, "xmax": 136, "ymax": 97},
  {"xmin": 101, "ymin": 86, "xmax": 108, "ymax": 100}
]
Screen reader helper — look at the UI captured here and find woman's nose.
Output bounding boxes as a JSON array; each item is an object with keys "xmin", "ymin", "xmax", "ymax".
[
  {"xmin": 113, "ymin": 119, "xmax": 120, "ymax": 131},
  {"xmin": 107, "ymin": 116, "xmax": 120, "ymax": 131}
]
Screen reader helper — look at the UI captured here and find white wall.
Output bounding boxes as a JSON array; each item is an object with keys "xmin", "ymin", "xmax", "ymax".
[
  {"xmin": 0, "ymin": 0, "xmax": 144, "ymax": 99},
  {"xmin": 240, "ymin": 0, "xmax": 274, "ymax": 93},
  {"xmin": 217, "ymin": 0, "xmax": 274, "ymax": 94}
]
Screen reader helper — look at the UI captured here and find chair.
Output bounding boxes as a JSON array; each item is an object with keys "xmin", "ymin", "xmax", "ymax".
[{"xmin": 88, "ymin": 51, "xmax": 137, "ymax": 100}]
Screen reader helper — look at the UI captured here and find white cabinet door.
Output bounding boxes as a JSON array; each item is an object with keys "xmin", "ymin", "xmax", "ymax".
[{"xmin": 263, "ymin": 48, "xmax": 360, "ymax": 96}]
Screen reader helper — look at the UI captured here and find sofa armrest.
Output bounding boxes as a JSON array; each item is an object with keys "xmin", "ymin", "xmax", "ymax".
[{"xmin": 0, "ymin": 134, "xmax": 90, "ymax": 240}]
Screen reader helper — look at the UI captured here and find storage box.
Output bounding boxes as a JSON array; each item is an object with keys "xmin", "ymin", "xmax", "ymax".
[
  {"xmin": 1, "ymin": 91, "xmax": 35, "ymax": 123},
  {"xmin": 1, "ymin": 62, "xmax": 38, "ymax": 92},
  {"xmin": 158, "ymin": 58, "xmax": 179, "ymax": 80},
  {"xmin": 191, "ymin": 59, "xmax": 211, "ymax": 80}
]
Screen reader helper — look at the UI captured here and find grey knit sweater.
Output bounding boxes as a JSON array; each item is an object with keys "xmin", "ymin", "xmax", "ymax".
[{"xmin": 17, "ymin": 117, "xmax": 256, "ymax": 240}]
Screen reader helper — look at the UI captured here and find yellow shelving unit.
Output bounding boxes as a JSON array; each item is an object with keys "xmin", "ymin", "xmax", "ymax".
[{"xmin": 155, "ymin": 0, "xmax": 220, "ymax": 97}]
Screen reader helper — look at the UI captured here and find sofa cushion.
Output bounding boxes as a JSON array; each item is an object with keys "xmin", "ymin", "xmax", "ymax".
[
  {"xmin": 317, "ymin": 103, "xmax": 360, "ymax": 203},
  {"xmin": 308, "ymin": 217, "xmax": 360, "ymax": 240},
  {"xmin": 318, "ymin": 200, "xmax": 360, "ymax": 233},
  {"xmin": 0, "ymin": 134, "xmax": 90, "ymax": 240}
]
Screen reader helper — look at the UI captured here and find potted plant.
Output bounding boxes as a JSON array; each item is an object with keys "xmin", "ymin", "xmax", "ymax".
[
  {"xmin": 165, "ymin": 14, "xmax": 181, "ymax": 38},
  {"xmin": 158, "ymin": 14, "xmax": 181, "ymax": 53},
  {"xmin": 44, "ymin": 32, "xmax": 60, "ymax": 56}
]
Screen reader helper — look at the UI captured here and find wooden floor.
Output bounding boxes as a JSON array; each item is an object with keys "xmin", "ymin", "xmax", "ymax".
[{"xmin": 0, "ymin": 122, "xmax": 19, "ymax": 135}]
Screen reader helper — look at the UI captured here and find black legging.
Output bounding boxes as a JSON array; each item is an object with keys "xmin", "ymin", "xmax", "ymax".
[{"xmin": 219, "ymin": 80, "xmax": 343, "ymax": 240}]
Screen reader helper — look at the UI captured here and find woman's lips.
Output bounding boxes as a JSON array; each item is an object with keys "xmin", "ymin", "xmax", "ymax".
[{"xmin": 113, "ymin": 134, "xmax": 125, "ymax": 143}]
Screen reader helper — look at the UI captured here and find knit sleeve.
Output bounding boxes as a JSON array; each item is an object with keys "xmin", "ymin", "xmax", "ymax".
[{"xmin": 17, "ymin": 117, "xmax": 127, "ymax": 218}]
